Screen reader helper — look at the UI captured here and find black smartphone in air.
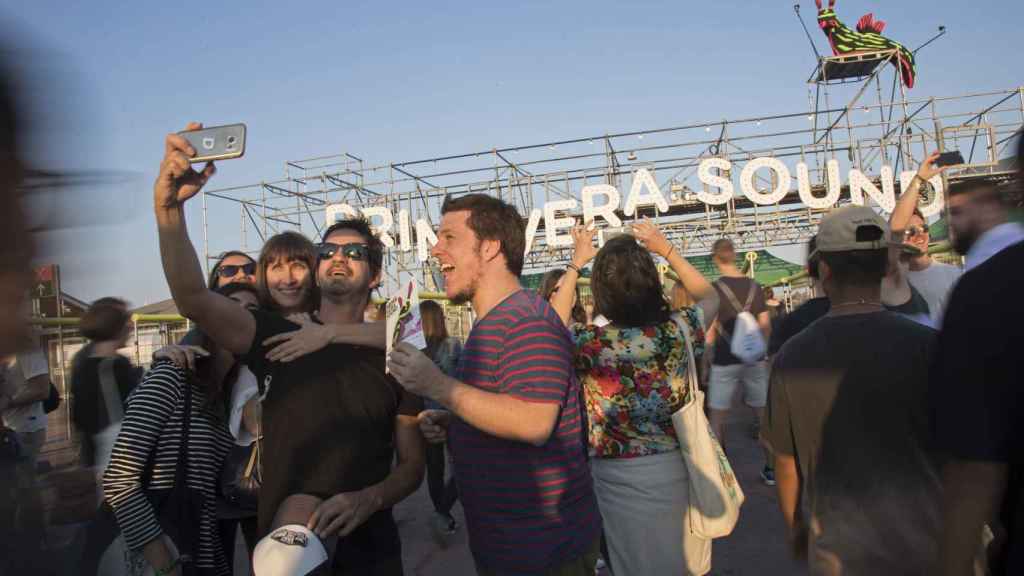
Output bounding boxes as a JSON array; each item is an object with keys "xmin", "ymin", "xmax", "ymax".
[
  {"xmin": 178, "ymin": 123, "xmax": 246, "ymax": 163},
  {"xmin": 935, "ymin": 150, "xmax": 964, "ymax": 167}
]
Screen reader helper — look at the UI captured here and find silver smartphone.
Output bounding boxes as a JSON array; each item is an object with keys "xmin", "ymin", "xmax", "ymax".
[{"xmin": 178, "ymin": 123, "xmax": 246, "ymax": 163}]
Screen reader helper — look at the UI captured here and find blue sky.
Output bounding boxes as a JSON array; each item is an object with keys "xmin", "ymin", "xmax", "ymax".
[{"xmin": 5, "ymin": 0, "xmax": 1022, "ymax": 306}]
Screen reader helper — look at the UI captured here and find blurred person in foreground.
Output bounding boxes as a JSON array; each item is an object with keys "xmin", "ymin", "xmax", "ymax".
[
  {"xmin": 551, "ymin": 221, "xmax": 719, "ymax": 575},
  {"xmin": 933, "ymin": 136, "xmax": 1024, "ymax": 575},
  {"xmin": 153, "ymin": 122, "xmax": 423, "ymax": 575},
  {"xmin": 765, "ymin": 205, "xmax": 941, "ymax": 574},
  {"xmin": 389, "ymin": 194, "xmax": 602, "ymax": 575}
]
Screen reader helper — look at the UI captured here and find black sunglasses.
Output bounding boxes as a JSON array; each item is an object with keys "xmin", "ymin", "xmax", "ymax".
[
  {"xmin": 217, "ymin": 262, "xmax": 256, "ymax": 278},
  {"xmin": 318, "ymin": 242, "xmax": 370, "ymax": 261}
]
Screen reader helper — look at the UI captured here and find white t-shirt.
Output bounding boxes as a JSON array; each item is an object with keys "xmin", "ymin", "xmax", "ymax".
[
  {"xmin": 906, "ymin": 261, "xmax": 962, "ymax": 326},
  {"xmin": 2, "ymin": 349, "xmax": 49, "ymax": 433}
]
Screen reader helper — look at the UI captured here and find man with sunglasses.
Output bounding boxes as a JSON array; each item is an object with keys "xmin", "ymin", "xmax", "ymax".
[
  {"xmin": 153, "ymin": 123, "xmax": 424, "ymax": 575},
  {"xmin": 890, "ymin": 152, "xmax": 962, "ymax": 325}
]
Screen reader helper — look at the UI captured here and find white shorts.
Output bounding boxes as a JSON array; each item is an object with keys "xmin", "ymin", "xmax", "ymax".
[{"xmin": 707, "ymin": 361, "xmax": 769, "ymax": 410}]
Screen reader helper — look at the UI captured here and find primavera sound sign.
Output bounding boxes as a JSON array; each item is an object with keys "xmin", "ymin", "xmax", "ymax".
[{"xmin": 326, "ymin": 156, "xmax": 945, "ymax": 262}]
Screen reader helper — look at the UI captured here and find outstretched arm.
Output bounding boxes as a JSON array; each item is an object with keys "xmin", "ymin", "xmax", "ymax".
[
  {"xmin": 263, "ymin": 318, "xmax": 387, "ymax": 363},
  {"xmin": 632, "ymin": 220, "xmax": 718, "ymax": 318},
  {"xmin": 550, "ymin": 224, "xmax": 598, "ymax": 327},
  {"xmin": 153, "ymin": 123, "xmax": 255, "ymax": 355},
  {"xmin": 891, "ymin": 151, "xmax": 947, "ymax": 234}
]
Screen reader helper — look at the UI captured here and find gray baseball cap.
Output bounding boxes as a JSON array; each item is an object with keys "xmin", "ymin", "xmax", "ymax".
[{"xmin": 813, "ymin": 205, "xmax": 900, "ymax": 255}]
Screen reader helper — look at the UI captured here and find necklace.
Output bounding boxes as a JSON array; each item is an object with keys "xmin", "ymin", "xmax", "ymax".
[{"xmin": 831, "ymin": 299, "xmax": 882, "ymax": 308}]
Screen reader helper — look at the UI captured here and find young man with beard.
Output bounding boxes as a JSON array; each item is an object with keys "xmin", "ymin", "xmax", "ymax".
[
  {"xmin": 153, "ymin": 123, "xmax": 424, "ymax": 575},
  {"xmin": 388, "ymin": 194, "xmax": 601, "ymax": 575}
]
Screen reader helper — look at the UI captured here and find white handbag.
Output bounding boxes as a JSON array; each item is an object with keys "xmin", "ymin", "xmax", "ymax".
[{"xmin": 671, "ymin": 313, "xmax": 745, "ymax": 539}]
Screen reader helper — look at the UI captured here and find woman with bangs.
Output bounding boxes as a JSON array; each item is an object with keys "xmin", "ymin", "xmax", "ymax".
[
  {"xmin": 549, "ymin": 220, "xmax": 720, "ymax": 576},
  {"xmin": 255, "ymin": 231, "xmax": 319, "ymax": 315}
]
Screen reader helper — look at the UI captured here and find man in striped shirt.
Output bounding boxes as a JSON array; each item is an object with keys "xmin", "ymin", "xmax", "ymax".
[{"xmin": 389, "ymin": 194, "xmax": 602, "ymax": 575}]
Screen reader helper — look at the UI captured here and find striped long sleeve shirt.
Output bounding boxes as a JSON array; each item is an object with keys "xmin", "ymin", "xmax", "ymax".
[{"xmin": 103, "ymin": 360, "xmax": 234, "ymax": 575}]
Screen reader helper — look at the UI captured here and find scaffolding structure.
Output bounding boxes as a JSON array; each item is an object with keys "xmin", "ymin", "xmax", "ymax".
[{"xmin": 200, "ymin": 76, "xmax": 1023, "ymax": 296}]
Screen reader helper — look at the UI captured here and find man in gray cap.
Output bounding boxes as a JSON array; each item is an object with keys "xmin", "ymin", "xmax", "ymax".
[{"xmin": 764, "ymin": 205, "xmax": 942, "ymax": 574}]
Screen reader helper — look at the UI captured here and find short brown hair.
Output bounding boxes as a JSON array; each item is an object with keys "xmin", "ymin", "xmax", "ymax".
[
  {"xmin": 80, "ymin": 297, "xmax": 130, "ymax": 341},
  {"xmin": 441, "ymin": 194, "xmax": 526, "ymax": 276},
  {"xmin": 257, "ymin": 231, "xmax": 318, "ymax": 313}
]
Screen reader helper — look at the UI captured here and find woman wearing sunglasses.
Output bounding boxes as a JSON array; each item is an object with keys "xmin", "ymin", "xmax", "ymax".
[{"xmin": 208, "ymin": 251, "xmax": 257, "ymax": 290}]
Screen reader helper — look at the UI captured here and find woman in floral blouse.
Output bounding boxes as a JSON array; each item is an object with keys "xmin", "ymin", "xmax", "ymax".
[{"xmin": 549, "ymin": 220, "xmax": 719, "ymax": 575}]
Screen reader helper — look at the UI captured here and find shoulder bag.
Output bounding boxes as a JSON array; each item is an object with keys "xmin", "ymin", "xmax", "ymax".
[{"xmin": 671, "ymin": 312, "xmax": 745, "ymax": 539}]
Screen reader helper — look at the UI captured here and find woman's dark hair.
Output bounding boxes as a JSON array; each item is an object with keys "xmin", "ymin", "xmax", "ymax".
[
  {"xmin": 591, "ymin": 235, "xmax": 672, "ymax": 327},
  {"xmin": 539, "ymin": 269, "xmax": 586, "ymax": 325},
  {"xmin": 80, "ymin": 297, "xmax": 130, "ymax": 341},
  {"xmin": 420, "ymin": 300, "xmax": 448, "ymax": 349},
  {"xmin": 257, "ymin": 231, "xmax": 318, "ymax": 313},
  {"xmin": 207, "ymin": 250, "xmax": 256, "ymax": 288}
]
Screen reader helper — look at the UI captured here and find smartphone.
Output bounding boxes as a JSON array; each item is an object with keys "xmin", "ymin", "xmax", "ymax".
[
  {"xmin": 178, "ymin": 123, "xmax": 246, "ymax": 163},
  {"xmin": 935, "ymin": 150, "xmax": 964, "ymax": 167}
]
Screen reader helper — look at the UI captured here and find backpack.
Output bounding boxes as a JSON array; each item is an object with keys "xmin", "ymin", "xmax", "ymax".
[{"xmin": 716, "ymin": 280, "xmax": 767, "ymax": 364}]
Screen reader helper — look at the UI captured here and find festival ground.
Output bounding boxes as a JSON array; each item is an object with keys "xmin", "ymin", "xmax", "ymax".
[{"xmin": 380, "ymin": 404, "xmax": 805, "ymax": 576}]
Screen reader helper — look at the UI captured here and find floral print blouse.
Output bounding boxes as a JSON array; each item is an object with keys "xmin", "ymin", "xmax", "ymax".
[{"xmin": 572, "ymin": 308, "xmax": 705, "ymax": 459}]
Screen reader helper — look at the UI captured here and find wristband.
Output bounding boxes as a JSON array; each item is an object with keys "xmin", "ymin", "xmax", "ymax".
[
  {"xmin": 664, "ymin": 244, "xmax": 676, "ymax": 259},
  {"xmin": 566, "ymin": 263, "xmax": 582, "ymax": 275}
]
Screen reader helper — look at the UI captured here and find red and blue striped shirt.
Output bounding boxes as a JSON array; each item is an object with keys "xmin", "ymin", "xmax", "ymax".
[{"xmin": 449, "ymin": 290, "xmax": 601, "ymax": 573}]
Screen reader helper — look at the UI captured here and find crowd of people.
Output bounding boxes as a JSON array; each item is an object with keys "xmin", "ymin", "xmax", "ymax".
[{"xmin": 0, "ymin": 79, "xmax": 1021, "ymax": 576}]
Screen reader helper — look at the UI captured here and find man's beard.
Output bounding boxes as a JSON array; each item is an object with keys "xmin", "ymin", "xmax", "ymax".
[
  {"xmin": 320, "ymin": 275, "xmax": 368, "ymax": 303},
  {"xmin": 449, "ymin": 275, "xmax": 479, "ymax": 306},
  {"xmin": 952, "ymin": 229, "xmax": 977, "ymax": 256}
]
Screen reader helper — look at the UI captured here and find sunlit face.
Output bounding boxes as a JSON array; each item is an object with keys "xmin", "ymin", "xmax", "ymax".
[
  {"xmin": 215, "ymin": 254, "xmax": 256, "ymax": 288},
  {"xmin": 317, "ymin": 229, "xmax": 379, "ymax": 303},
  {"xmin": 228, "ymin": 290, "xmax": 260, "ymax": 311},
  {"xmin": 431, "ymin": 211, "xmax": 485, "ymax": 305},
  {"xmin": 903, "ymin": 214, "xmax": 931, "ymax": 254},
  {"xmin": 265, "ymin": 256, "xmax": 312, "ymax": 313}
]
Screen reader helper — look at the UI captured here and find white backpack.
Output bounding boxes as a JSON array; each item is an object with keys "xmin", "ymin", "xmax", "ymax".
[{"xmin": 716, "ymin": 280, "xmax": 766, "ymax": 364}]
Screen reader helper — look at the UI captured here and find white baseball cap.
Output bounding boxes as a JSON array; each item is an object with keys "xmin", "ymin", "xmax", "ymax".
[{"xmin": 253, "ymin": 524, "xmax": 328, "ymax": 576}]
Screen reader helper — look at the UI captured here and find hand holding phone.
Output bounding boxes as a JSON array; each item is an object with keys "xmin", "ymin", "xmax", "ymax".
[{"xmin": 155, "ymin": 122, "xmax": 218, "ymax": 210}]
